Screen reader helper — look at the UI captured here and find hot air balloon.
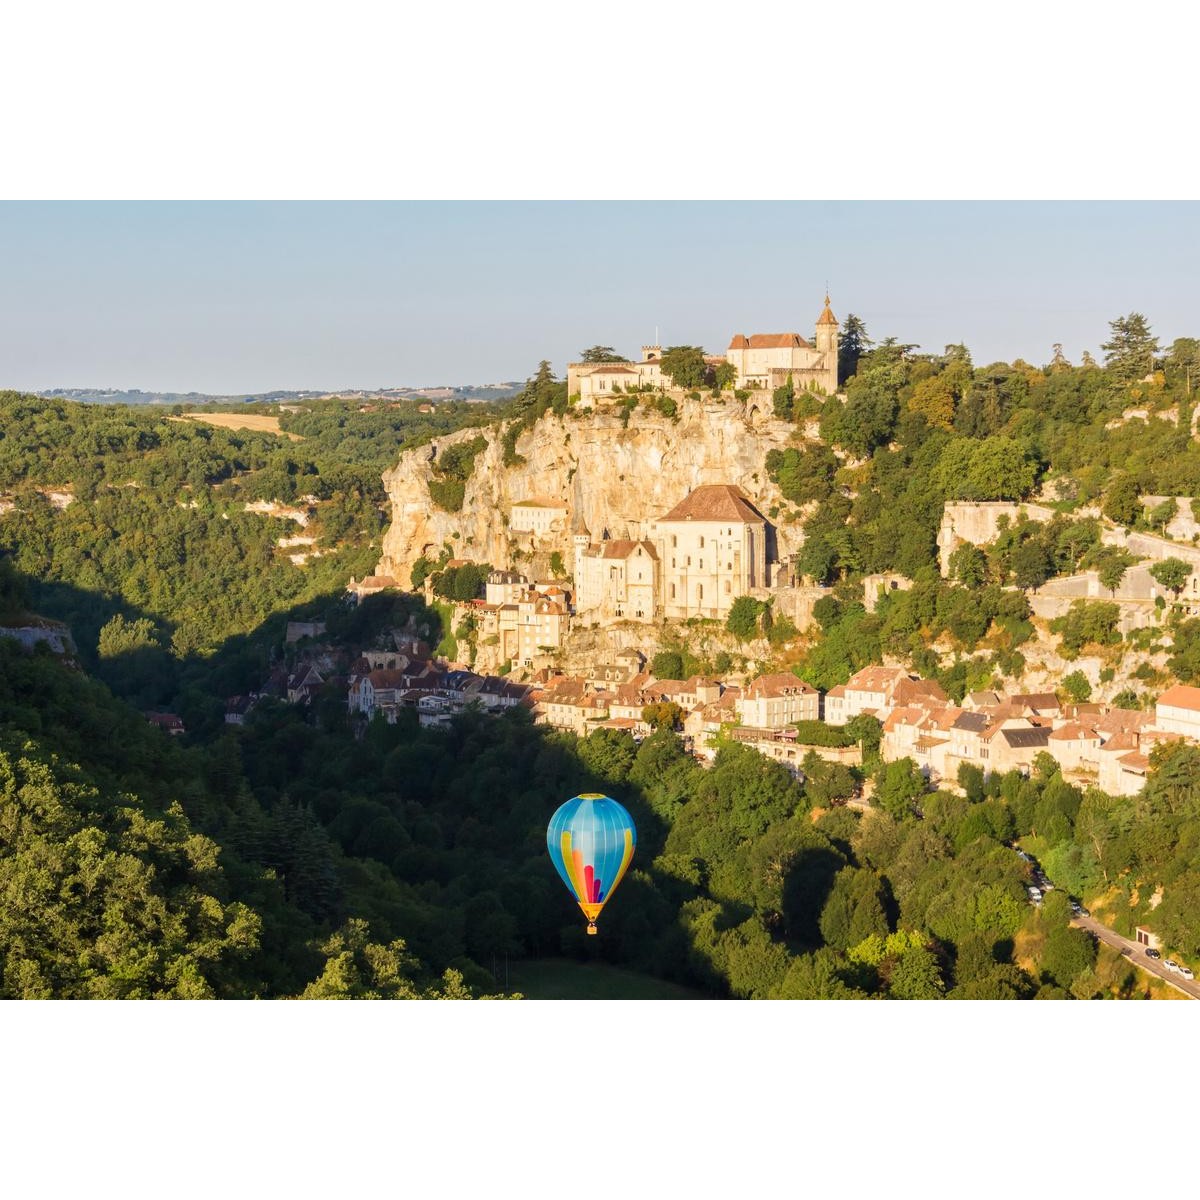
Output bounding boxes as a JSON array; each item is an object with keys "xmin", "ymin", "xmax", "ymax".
[{"xmin": 546, "ymin": 794, "xmax": 637, "ymax": 935}]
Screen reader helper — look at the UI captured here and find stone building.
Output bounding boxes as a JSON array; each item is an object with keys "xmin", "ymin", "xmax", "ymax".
[
  {"xmin": 736, "ymin": 673, "xmax": 820, "ymax": 728},
  {"xmin": 645, "ymin": 484, "xmax": 769, "ymax": 620},
  {"xmin": 509, "ymin": 498, "xmax": 568, "ymax": 536},
  {"xmin": 568, "ymin": 347, "xmax": 665, "ymax": 407},
  {"xmin": 572, "ymin": 522, "xmax": 660, "ymax": 623},
  {"xmin": 566, "ymin": 295, "xmax": 839, "ymax": 406},
  {"xmin": 726, "ymin": 296, "xmax": 839, "ymax": 395}
]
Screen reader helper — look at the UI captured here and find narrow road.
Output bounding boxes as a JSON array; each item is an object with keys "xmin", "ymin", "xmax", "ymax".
[{"xmin": 1070, "ymin": 914, "xmax": 1200, "ymax": 999}]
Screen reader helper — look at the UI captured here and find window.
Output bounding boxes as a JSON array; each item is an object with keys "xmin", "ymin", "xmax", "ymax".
[
  {"xmin": 697, "ymin": 584, "xmax": 704, "ymax": 600},
  {"xmin": 670, "ymin": 584, "xmax": 676, "ymax": 599},
  {"xmin": 699, "ymin": 559, "xmax": 704, "ymax": 569},
  {"xmin": 699, "ymin": 537, "xmax": 705, "ymax": 548},
  {"xmin": 671, "ymin": 535, "xmax": 677, "ymax": 548},
  {"xmin": 687, "ymin": 556, "xmax": 692, "ymax": 566},
  {"xmin": 725, "ymin": 580, "xmax": 731, "ymax": 594}
]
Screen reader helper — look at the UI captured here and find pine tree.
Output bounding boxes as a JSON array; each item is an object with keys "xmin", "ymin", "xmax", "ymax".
[{"xmin": 1101, "ymin": 312, "xmax": 1160, "ymax": 387}]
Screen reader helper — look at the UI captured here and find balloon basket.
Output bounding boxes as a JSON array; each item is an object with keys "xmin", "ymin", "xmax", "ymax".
[{"xmin": 586, "ymin": 923, "xmax": 598, "ymax": 936}]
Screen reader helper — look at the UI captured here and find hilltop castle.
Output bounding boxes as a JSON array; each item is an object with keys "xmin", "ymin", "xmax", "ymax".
[
  {"xmin": 567, "ymin": 295, "xmax": 840, "ymax": 406},
  {"xmin": 573, "ymin": 484, "xmax": 770, "ymax": 623}
]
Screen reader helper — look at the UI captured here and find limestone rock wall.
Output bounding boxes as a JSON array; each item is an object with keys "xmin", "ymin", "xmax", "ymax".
[{"xmin": 377, "ymin": 397, "xmax": 803, "ymax": 586}]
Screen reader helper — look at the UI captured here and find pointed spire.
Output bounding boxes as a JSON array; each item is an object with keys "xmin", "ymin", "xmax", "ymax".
[{"xmin": 817, "ymin": 293, "xmax": 838, "ymax": 327}]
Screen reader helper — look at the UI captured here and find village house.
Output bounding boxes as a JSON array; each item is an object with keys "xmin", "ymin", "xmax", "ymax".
[
  {"xmin": 485, "ymin": 570, "xmax": 528, "ymax": 606},
  {"xmin": 346, "ymin": 574, "xmax": 400, "ymax": 603},
  {"xmin": 1097, "ymin": 732, "xmax": 1153, "ymax": 797},
  {"xmin": 224, "ymin": 695, "xmax": 257, "ymax": 726},
  {"xmin": 824, "ymin": 666, "xmax": 948, "ymax": 726},
  {"xmin": 737, "ymin": 673, "xmax": 820, "ymax": 728},
  {"xmin": 1047, "ymin": 722, "xmax": 1103, "ymax": 773},
  {"xmin": 350, "ymin": 668, "xmax": 409, "ymax": 718},
  {"xmin": 684, "ymin": 687, "xmax": 741, "ymax": 760},
  {"xmin": 145, "ymin": 711, "xmax": 185, "ymax": 736},
  {"xmin": 1154, "ymin": 683, "xmax": 1200, "ymax": 741},
  {"xmin": 534, "ymin": 677, "xmax": 611, "ymax": 737},
  {"xmin": 516, "ymin": 594, "xmax": 569, "ymax": 668}
]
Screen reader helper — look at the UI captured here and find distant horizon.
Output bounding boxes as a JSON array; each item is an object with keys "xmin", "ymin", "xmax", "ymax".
[{"xmin": 2, "ymin": 201, "xmax": 1197, "ymax": 394}]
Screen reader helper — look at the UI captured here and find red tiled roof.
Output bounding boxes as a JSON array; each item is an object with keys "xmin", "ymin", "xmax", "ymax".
[
  {"xmin": 728, "ymin": 332, "xmax": 812, "ymax": 350},
  {"xmin": 657, "ymin": 485, "xmax": 765, "ymax": 525},
  {"xmin": 744, "ymin": 672, "xmax": 817, "ymax": 699},
  {"xmin": 1157, "ymin": 684, "xmax": 1200, "ymax": 713}
]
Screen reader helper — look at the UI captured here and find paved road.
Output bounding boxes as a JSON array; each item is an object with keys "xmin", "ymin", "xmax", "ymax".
[{"xmin": 1070, "ymin": 914, "xmax": 1200, "ymax": 999}]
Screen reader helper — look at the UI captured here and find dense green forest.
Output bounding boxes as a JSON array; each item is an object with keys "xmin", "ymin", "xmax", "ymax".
[{"xmin": 3, "ymin": 319, "xmax": 1200, "ymax": 998}]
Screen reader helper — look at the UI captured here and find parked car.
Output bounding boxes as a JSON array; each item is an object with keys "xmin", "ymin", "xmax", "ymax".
[
  {"xmin": 1146, "ymin": 947, "xmax": 1162, "ymax": 960},
  {"xmin": 1179, "ymin": 965, "xmax": 1195, "ymax": 980},
  {"xmin": 1028, "ymin": 887, "xmax": 1042, "ymax": 903},
  {"xmin": 1070, "ymin": 901, "xmax": 1083, "ymax": 916},
  {"xmin": 1015, "ymin": 849, "xmax": 1031, "ymax": 862},
  {"xmin": 1164, "ymin": 960, "xmax": 1182, "ymax": 975}
]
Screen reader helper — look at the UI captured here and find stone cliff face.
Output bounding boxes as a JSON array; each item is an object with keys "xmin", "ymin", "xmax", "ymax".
[{"xmin": 377, "ymin": 396, "xmax": 803, "ymax": 585}]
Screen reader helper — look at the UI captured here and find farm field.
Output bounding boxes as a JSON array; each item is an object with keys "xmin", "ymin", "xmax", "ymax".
[{"xmin": 172, "ymin": 412, "xmax": 303, "ymax": 440}]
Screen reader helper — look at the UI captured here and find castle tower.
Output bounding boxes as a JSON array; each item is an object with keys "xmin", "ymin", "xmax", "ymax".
[{"xmin": 815, "ymin": 294, "xmax": 839, "ymax": 392}]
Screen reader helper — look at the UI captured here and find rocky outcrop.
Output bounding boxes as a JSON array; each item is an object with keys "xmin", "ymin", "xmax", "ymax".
[{"xmin": 377, "ymin": 396, "xmax": 804, "ymax": 586}]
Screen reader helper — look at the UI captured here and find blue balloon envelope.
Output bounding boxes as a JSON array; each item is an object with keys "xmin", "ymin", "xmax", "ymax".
[{"xmin": 546, "ymin": 794, "xmax": 637, "ymax": 935}]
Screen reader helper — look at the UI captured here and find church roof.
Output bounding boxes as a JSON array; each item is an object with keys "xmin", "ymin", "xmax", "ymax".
[
  {"xmin": 816, "ymin": 294, "xmax": 838, "ymax": 327},
  {"xmin": 657, "ymin": 484, "xmax": 765, "ymax": 524},
  {"xmin": 598, "ymin": 539, "xmax": 659, "ymax": 561},
  {"xmin": 728, "ymin": 333, "xmax": 812, "ymax": 350}
]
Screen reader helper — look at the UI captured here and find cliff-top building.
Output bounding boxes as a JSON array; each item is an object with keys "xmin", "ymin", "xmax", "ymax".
[
  {"xmin": 567, "ymin": 296, "xmax": 840, "ymax": 406},
  {"xmin": 726, "ymin": 296, "xmax": 839, "ymax": 395}
]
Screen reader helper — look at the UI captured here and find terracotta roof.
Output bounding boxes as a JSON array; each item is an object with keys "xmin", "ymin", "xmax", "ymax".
[
  {"xmin": 826, "ymin": 684, "xmax": 846, "ymax": 698},
  {"xmin": 727, "ymin": 332, "xmax": 812, "ymax": 350},
  {"xmin": 1011, "ymin": 692, "xmax": 1061, "ymax": 711},
  {"xmin": 1157, "ymin": 684, "xmax": 1200, "ymax": 712},
  {"xmin": 1096, "ymin": 708, "xmax": 1152, "ymax": 734},
  {"xmin": 367, "ymin": 669, "xmax": 408, "ymax": 688},
  {"xmin": 914, "ymin": 735, "xmax": 949, "ymax": 751},
  {"xmin": 1049, "ymin": 722, "xmax": 1098, "ymax": 741},
  {"xmin": 1101, "ymin": 731, "xmax": 1139, "ymax": 752},
  {"xmin": 513, "ymin": 497, "xmax": 567, "ymax": 508},
  {"xmin": 657, "ymin": 484, "xmax": 765, "ymax": 525},
  {"xmin": 598, "ymin": 539, "xmax": 659, "ymax": 561},
  {"xmin": 894, "ymin": 677, "xmax": 950, "ymax": 706},
  {"xmin": 744, "ymin": 672, "xmax": 817, "ymax": 699},
  {"xmin": 845, "ymin": 666, "xmax": 910, "ymax": 692},
  {"xmin": 356, "ymin": 575, "xmax": 398, "ymax": 589},
  {"xmin": 1118, "ymin": 751, "xmax": 1150, "ymax": 771}
]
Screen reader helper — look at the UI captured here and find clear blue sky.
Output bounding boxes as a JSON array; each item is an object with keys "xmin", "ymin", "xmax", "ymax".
[{"xmin": 1, "ymin": 201, "xmax": 1196, "ymax": 394}]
